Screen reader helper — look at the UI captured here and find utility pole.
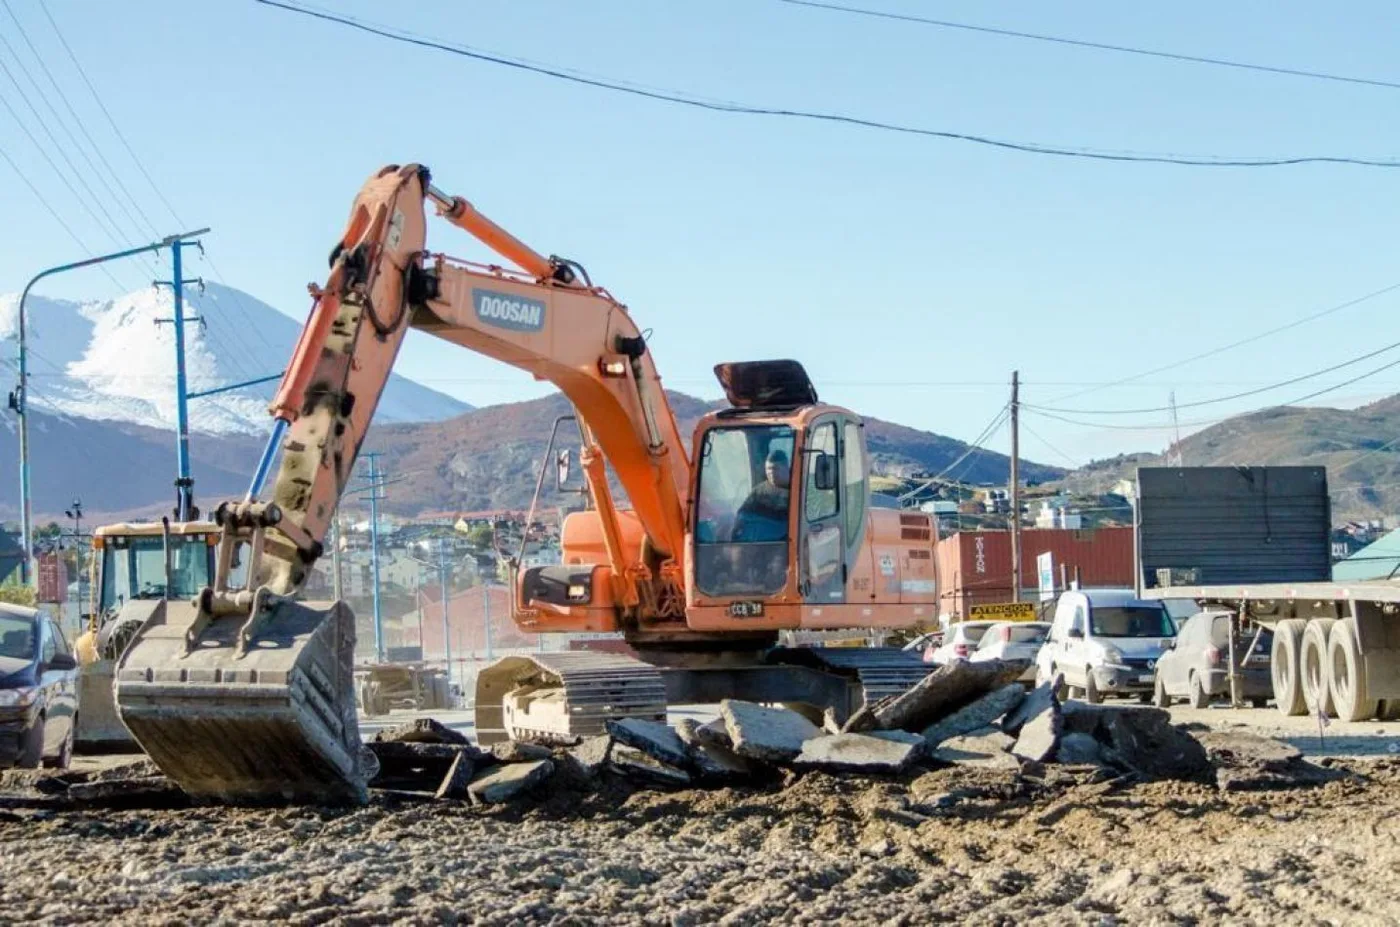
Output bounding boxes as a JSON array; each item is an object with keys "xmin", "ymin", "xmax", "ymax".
[
  {"xmin": 363, "ymin": 452, "xmax": 385, "ymax": 663},
  {"xmin": 1009, "ymin": 371, "xmax": 1022, "ymax": 604},
  {"xmin": 1167, "ymin": 391, "xmax": 1185, "ymax": 467},
  {"xmin": 153, "ymin": 237, "xmax": 206, "ymax": 522},
  {"xmin": 329, "ymin": 510, "xmax": 344, "ymax": 601},
  {"xmin": 437, "ymin": 536, "xmax": 453, "ymax": 689},
  {"xmin": 64, "ymin": 498, "xmax": 82, "ymax": 633},
  {"xmin": 12, "ymin": 228, "xmax": 207, "ymax": 585}
]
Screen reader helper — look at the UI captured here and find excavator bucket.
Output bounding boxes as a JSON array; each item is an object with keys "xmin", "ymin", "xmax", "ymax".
[{"xmin": 114, "ymin": 597, "xmax": 370, "ymax": 805}]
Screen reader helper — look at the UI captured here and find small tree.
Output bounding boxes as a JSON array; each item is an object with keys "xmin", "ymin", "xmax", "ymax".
[
  {"xmin": 465, "ymin": 523, "xmax": 494, "ymax": 551},
  {"xmin": 0, "ymin": 585, "xmax": 36, "ymax": 607}
]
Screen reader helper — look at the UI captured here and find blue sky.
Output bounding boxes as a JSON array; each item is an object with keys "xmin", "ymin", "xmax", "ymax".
[{"xmin": 2, "ymin": 0, "xmax": 1399, "ymax": 469}]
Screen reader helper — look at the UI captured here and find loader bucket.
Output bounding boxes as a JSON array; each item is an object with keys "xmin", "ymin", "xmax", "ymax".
[
  {"xmin": 114, "ymin": 597, "xmax": 369, "ymax": 805},
  {"xmin": 74, "ymin": 659, "xmax": 135, "ymax": 750}
]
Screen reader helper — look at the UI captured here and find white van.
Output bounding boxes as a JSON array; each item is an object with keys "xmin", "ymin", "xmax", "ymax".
[{"xmin": 1035, "ymin": 589, "xmax": 1178, "ymax": 703}]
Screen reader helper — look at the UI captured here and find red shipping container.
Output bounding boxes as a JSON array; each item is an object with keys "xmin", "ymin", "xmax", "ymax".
[
  {"xmin": 934, "ymin": 527, "xmax": 1134, "ymax": 620},
  {"xmin": 36, "ymin": 553, "xmax": 68, "ymax": 605}
]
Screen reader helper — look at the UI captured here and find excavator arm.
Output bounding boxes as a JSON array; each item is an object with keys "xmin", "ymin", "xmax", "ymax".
[{"xmin": 239, "ymin": 163, "xmax": 690, "ymax": 607}]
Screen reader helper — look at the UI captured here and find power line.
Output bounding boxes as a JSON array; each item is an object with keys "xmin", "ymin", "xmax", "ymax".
[
  {"xmin": 898, "ymin": 404, "xmax": 1008, "ymax": 500},
  {"xmin": 1028, "ymin": 337, "xmax": 1400, "ymax": 415},
  {"xmin": 252, "ymin": 0, "xmax": 1400, "ymax": 170},
  {"xmin": 1049, "ymin": 280, "xmax": 1400, "ymax": 403},
  {"xmin": 0, "ymin": 140, "xmax": 125, "ymax": 291},
  {"xmin": 1027, "ymin": 353, "xmax": 1400, "ymax": 433},
  {"xmin": 777, "ymin": 0, "xmax": 1400, "ymax": 93},
  {"xmin": 0, "ymin": 0, "xmax": 163, "ymax": 263},
  {"xmin": 1019, "ymin": 418, "xmax": 1081, "ymax": 468},
  {"xmin": 0, "ymin": 40, "xmax": 145, "ymax": 264},
  {"xmin": 1332, "ymin": 436, "xmax": 1400, "ymax": 477}
]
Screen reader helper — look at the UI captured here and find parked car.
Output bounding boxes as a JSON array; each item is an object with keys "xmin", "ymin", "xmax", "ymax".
[
  {"xmin": 970, "ymin": 621, "xmax": 1051, "ymax": 684},
  {"xmin": 0, "ymin": 605, "xmax": 79, "ymax": 769},
  {"xmin": 1035, "ymin": 590, "xmax": 1177, "ymax": 703},
  {"xmin": 924, "ymin": 621, "xmax": 997, "ymax": 665},
  {"xmin": 1153, "ymin": 610, "xmax": 1273, "ymax": 709}
]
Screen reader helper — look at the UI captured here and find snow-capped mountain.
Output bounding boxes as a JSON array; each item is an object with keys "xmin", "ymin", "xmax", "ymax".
[{"xmin": 0, "ymin": 283, "xmax": 470, "ymax": 435}]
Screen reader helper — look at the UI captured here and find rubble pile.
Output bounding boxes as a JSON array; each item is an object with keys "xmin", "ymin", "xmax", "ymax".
[{"xmin": 0, "ymin": 661, "xmax": 1341, "ymax": 813}]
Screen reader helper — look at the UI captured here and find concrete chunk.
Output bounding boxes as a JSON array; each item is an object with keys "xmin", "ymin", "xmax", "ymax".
[
  {"xmin": 1054, "ymin": 732, "xmax": 1104, "ymax": 766},
  {"xmin": 467, "ymin": 760, "xmax": 554, "ymax": 804},
  {"xmin": 434, "ymin": 752, "xmax": 476, "ymax": 800},
  {"xmin": 694, "ymin": 717, "xmax": 734, "ymax": 749},
  {"xmin": 792, "ymin": 732, "xmax": 921, "ymax": 774},
  {"xmin": 674, "ymin": 718, "xmax": 704, "ymax": 747},
  {"xmin": 490, "ymin": 741, "xmax": 554, "ymax": 764},
  {"xmin": 606, "ymin": 718, "xmax": 690, "ymax": 768},
  {"xmin": 1002, "ymin": 680, "xmax": 1056, "ymax": 736},
  {"xmin": 371, "ymin": 718, "xmax": 469, "ymax": 746},
  {"xmin": 1060, "ymin": 703, "xmax": 1211, "ymax": 782},
  {"xmin": 1012, "ymin": 705, "xmax": 1062, "ymax": 763},
  {"xmin": 921, "ymin": 683, "xmax": 1026, "ymax": 748},
  {"xmin": 932, "ymin": 728, "xmax": 1018, "ymax": 770},
  {"xmin": 688, "ymin": 741, "xmax": 755, "ymax": 783},
  {"xmin": 850, "ymin": 659, "xmax": 1030, "ymax": 734},
  {"xmin": 610, "ymin": 746, "xmax": 692, "ymax": 787},
  {"xmin": 721, "ymin": 699, "xmax": 823, "ymax": 763},
  {"xmin": 566, "ymin": 735, "xmax": 613, "ymax": 778}
]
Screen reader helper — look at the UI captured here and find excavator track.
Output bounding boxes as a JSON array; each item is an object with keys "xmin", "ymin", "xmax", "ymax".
[
  {"xmin": 771, "ymin": 646, "xmax": 937, "ymax": 705},
  {"xmin": 475, "ymin": 652, "xmax": 668, "ymax": 746}
]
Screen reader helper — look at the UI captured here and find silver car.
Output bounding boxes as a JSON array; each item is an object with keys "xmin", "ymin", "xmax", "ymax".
[{"xmin": 970, "ymin": 621, "xmax": 1051, "ymax": 685}]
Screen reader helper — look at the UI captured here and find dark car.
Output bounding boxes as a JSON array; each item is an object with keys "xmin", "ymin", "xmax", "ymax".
[
  {"xmin": 1153, "ymin": 609, "xmax": 1273, "ymax": 709},
  {"xmin": 0, "ymin": 606, "xmax": 79, "ymax": 769}
]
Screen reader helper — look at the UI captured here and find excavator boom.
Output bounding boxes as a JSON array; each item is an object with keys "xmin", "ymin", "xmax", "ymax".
[{"xmin": 114, "ymin": 164, "xmax": 696, "ymax": 803}]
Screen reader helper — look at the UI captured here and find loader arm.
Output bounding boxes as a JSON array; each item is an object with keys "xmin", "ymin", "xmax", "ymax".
[{"xmin": 248, "ymin": 163, "xmax": 690, "ymax": 603}]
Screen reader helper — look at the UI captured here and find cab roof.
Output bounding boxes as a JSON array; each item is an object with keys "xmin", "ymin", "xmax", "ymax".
[{"xmin": 94, "ymin": 521, "xmax": 219, "ymax": 538}]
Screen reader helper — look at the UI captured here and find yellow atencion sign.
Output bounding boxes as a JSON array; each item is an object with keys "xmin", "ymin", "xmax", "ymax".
[{"xmin": 968, "ymin": 602, "xmax": 1037, "ymax": 622}]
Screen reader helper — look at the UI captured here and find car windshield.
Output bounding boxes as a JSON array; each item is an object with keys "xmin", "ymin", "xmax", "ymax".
[
  {"xmin": 1007, "ymin": 624, "xmax": 1049, "ymax": 644},
  {"xmin": 0, "ymin": 614, "xmax": 35, "ymax": 660},
  {"xmin": 1090, "ymin": 605, "xmax": 1175, "ymax": 638},
  {"xmin": 101, "ymin": 534, "xmax": 213, "ymax": 609}
]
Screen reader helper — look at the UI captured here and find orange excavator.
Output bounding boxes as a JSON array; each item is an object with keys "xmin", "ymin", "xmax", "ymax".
[{"xmin": 114, "ymin": 164, "xmax": 941, "ymax": 803}]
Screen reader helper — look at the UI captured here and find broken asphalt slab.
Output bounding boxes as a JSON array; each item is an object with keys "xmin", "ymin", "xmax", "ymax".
[
  {"xmin": 467, "ymin": 760, "xmax": 555, "ymax": 805},
  {"xmin": 931, "ymin": 728, "xmax": 1019, "ymax": 771},
  {"xmin": 721, "ymin": 699, "xmax": 822, "ymax": 763},
  {"xmin": 566, "ymin": 735, "xmax": 614, "ymax": 778},
  {"xmin": 1002, "ymin": 680, "xmax": 1056, "ymax": 737},
  {"xmin": 1194, "ymin": 730, "xmax": 1347, "ymax": 792},
  {"xmin": 489, "ymin": 741, "xmax": 554, "ymax": 764},
  {"xmin": 434, "ymin": 752, "xmax": 476, "ymax": 801},
  {"xmin": 606, "ymin": 718, "xmax": 691, "ymax": 769},
  {"xmin": 610, "ymin": 746, "xmax": 692, "ymax": 787},
  {"xmin": 793, "ymin": 732, "xmax": 923, "ymax": 774},
  {"xmin": 921, "ymin": 683, "xmax": 1026, "ymax": 748},
  {"xmin": 370, "ymin": 718, "xmax": 470, "ymax": 746},
  {"xmin": 848, "ymin": 659, "xmax": 1031, "ymax": 734},
  {"xmin": 1060, "ymin": 702, "xmax": 1211, "ymax": 782}
]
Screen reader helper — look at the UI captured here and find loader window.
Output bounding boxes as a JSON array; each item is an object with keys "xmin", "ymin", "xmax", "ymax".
[
  {"xmin": 100, "ymin": 535, "xmax": 213, "ymax": 610},
  {"xmin": 694, "ymin": 425, "xmax": 795, "ymax": 597}
]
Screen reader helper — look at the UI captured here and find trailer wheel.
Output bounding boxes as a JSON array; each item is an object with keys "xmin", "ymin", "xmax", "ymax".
[
  {"xmin": 1379, "ymin": 699, "xmax": 1400, "ymax": 721},
  {"xmin": 1272, "ymin": 619, "xmax": 1307, "ymax": 717},
  {"xmin": 1301, "ymin": 618, "xmax": 1336, "ymax": 719},
  {"xmin": 1328, "ymin": 619, "xmax": 1378, "ymax": 722}
]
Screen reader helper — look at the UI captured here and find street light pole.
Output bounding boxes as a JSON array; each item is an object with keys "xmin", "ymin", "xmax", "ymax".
[{"xmin": 13, "ymin": 229, "xmax": 208, "ymax": 585}]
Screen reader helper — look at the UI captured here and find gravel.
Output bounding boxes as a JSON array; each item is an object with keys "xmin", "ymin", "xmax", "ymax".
[{"xmin": 4, "ymin": 756, "xmax": 1398, "ymax": 923}]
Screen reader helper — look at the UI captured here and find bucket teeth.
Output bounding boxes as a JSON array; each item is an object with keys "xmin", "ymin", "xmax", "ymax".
[{"xmin": 115, "ymin": 598, "xmax": 369, "ymax": 805}]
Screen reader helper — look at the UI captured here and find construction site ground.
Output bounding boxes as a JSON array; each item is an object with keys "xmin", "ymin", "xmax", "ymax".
[{"xmin": 5, "ymin": 703, "xmax": 1400, "ymax": 924}]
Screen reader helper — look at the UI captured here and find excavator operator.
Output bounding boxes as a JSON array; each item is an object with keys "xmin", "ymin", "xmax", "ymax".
[{"xmin": 733, "ymin": 448, "xmax": 793, "ymax": 542}]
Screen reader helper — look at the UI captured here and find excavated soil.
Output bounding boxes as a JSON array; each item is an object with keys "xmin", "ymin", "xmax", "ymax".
[{"xmin": 2, "ymin": 758, "xmax": 1398, "ymax": 925}]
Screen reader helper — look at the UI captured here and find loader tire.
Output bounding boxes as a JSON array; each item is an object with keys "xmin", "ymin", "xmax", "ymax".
[
  {"xmin": 1328, "ymin": 619, "xmax": 1378, "ymax": 723},
  {"xmin": 1272, "ymin": 619, "xmax": 1307, "ymax": 717},
  {"xmin": 1301, "ymin": 618, "xmax": 1336, "ymax": 719}
]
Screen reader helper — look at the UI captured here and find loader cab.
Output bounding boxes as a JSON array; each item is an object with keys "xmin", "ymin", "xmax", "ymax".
[
  {"xmin": 91, "ymin": 523, "xmax": 219, "ymax": 619},
  {"xmin": 692, "ymin": 361, "xmax": 869, "ymax": 607}
]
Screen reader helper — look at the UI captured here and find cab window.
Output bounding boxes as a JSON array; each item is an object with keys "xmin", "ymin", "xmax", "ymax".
[
  {"xmin": 842, "ymin": 421, "xmax": 866, "ymax": 544},
  {"xmin": 40, "ymin": 622, "xmax": 56, "ymax": 664},
  {"xmin": 48, "ymin": 619, "xmax": 71, "ymax": 657},
  {"xmin": 805, "ymin": 423, "xmax": 838, "ymax": 522}
]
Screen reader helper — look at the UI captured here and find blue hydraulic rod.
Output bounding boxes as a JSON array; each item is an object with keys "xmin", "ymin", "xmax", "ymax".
[{"xmin": 245, "ymin": 417, "xmax": 290, "ymax": 502}]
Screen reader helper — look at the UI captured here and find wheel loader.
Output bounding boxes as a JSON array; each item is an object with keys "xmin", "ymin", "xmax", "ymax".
[
  {"xmin": 113, "ymin": 164, "xmax": 943, "ymax": 804},
  {"xmin": 73, "ymin": 520, "xmax": 218, "ymax": 751}
]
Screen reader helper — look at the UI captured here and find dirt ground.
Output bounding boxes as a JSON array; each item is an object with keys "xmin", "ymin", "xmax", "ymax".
[{"xmin": 1, "ymin": 749, "xmax": 1397, "ymax": 925}]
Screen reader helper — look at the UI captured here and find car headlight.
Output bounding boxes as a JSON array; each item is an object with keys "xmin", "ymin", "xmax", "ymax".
[
  {"xmin": 0, "ymin": 687, "xmax": 38, "ymax": 708},
  {"xmin": 1098, "ymin": 645, "xmax": 1124, "ymax": 665}
]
